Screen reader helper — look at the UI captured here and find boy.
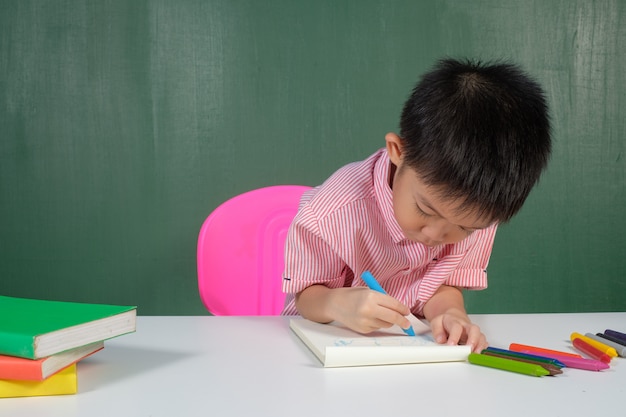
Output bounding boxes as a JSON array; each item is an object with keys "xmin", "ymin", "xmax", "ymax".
[{"xmin": 281, "ymin": 58, "xmax": 551, "ymax": 353}]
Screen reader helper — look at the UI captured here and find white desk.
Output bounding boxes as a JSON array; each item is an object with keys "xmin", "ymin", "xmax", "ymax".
[{"xmin": 2, "ymin": 313, "xmax": 625, "ymax": 417}]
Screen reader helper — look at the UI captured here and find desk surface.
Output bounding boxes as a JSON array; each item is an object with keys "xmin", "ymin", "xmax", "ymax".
[{"xmin": 2, "ymin": 313, "xmax": 625, "ymax": 417}]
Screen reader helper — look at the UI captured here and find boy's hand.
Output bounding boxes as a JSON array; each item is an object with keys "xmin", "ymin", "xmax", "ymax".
[
  {"xmin": 428, "ymin": 308, "xmax": 488, "ymax": 353},
  {"xmin": 327, "ymin": 287, "xmax": 413, "ymax": 334}
]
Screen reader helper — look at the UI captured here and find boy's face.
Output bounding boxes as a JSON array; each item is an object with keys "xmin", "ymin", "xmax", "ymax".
[{"xmin": 386, "ymin": 133, "xmax": 492, "ymax": 246}]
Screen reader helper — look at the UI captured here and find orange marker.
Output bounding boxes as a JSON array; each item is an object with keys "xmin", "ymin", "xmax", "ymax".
[
  {"xmin": 509, "ymin": 343, "xmax": 582, "ymax": 358},
  {"xmin": 570, "ymin": 332, "xmax": 618, "ymax": 358},
  {"xmin": 572, "ymin": 338, "xmax": 612, "ymax": 363}
]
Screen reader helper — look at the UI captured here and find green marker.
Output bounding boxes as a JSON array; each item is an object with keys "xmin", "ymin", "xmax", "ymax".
[
  {"xmin": 483, "ymin": 346, "xmax": 565, "ymax": 368},
  {"xmin": 468, "ymin": 353, "xmax": 550, "ymax": 377},
  {"xmin": 481, "ymin": 351, "xmax": 563, "ymax": 376}
]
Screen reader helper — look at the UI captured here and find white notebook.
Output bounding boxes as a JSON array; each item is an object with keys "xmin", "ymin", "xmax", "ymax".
[{"xmin": 290, "ymin": 316, "xmax": 471, "ymax": 368}]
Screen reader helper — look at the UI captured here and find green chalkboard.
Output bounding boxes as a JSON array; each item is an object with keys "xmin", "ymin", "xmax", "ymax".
[{"xmin": 1, "ymin": 0, "xmax": 624, "ymax": 315}]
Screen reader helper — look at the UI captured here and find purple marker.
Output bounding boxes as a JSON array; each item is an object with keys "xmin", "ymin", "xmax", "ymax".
[
  {"xmin": 597, "ymin": 332, "xmax": 626, "ymax": 348},
  {"xmin": 605, "ymin": 329, "xmax": 626, "ymax": 344}
]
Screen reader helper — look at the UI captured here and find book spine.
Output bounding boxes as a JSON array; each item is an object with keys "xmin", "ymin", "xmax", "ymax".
[
  {"xmin": 0, "ymin": 362, "xmax": 42, "ymax": 380},
  {"xmin": 0, "ymin": 332, "xmax": 36, "ymax": 359},
  {"xmin": 0, "ymin": 364, "xmax": 77, "ymax": 398}
]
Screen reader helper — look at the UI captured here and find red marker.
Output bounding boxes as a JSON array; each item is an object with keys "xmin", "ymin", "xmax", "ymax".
[
  {"xmin": 572, "ymin": 338, "xmax": 612, "ymax": 363},
  {"xmin": 509, "ymin": 343, "xmax": 582, "ymax": 358}
]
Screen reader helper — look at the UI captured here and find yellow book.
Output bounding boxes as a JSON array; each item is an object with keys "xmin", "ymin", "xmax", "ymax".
[{"xmin": 0, "ymin": 364, "xmax": 77, "ymax": 398}]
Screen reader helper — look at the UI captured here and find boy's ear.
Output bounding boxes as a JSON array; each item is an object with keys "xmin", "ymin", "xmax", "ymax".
[{"xmin": 385, "ymin": 132, "xmax": 404, "ymax": 166}]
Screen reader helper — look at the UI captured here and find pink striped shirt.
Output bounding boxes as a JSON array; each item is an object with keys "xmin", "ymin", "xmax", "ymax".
[{"xmin": 281, "ymin": 148, "xmax": 497, "ymax": 317}]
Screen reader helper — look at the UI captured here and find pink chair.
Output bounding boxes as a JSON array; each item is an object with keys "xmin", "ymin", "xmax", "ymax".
[{"xmin": 197, "ymin": 185, "xmax": 311, "ymax": 315}]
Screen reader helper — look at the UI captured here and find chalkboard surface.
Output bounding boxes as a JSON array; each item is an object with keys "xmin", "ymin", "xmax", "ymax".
[{"xmin": 1, "ymin": 1, "xmax": 624, "ymax": 314}]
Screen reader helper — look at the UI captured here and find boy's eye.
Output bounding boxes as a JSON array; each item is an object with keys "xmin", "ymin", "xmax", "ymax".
[
  {"xmin": 459, "ymin": 227, "xmax": 475, "ymax": 236},
  {"xmin": 415, "ymin": 202, "xmax": 478, "ymax": 236},
  {"xmin": 415, "ymin": 204, "xmax": 433, "ymax": 217}
]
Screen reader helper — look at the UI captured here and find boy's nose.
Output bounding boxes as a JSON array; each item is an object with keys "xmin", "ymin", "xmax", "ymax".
[{"xmin": 422, "ymin": 223, "xmax": 448, "ymax": 244}]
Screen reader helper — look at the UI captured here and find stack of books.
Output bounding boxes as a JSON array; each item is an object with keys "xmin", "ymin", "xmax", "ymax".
[{"xmin": 0, "ymin": 295, "xmax": 136, "ymax": 398}]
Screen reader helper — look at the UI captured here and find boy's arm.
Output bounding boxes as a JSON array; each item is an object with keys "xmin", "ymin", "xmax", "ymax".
[
  {"xmin": 295, "ymin": 284, "xmax": 413, "ymax": 334},
  {"xmin": 422, "ymin": 284, "xmax": 487, "ymax": 353}
]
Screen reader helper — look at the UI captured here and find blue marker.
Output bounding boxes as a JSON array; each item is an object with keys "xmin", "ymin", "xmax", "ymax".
[{"xmin": 360, "ymin": 271, "xmax": 415, "ymax": 336}]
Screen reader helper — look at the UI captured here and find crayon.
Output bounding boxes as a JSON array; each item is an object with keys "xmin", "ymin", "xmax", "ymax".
[
  {"xmin": 483, "ymin": 347, "xmax": 565, "ymax": 368},
  {"xmin": 572, "ymin": 338, "xmax": 612, "ymax": 363},
  {"xmin": 468, "ymin": 353, "xmax": 550, "ymax": 377},
  {"xmin": 604, "ymin": 329, "xmax": 626, "ymax": 344},
  {"xmin": 597, "ymin": 332, "xmax": 626, "ymax": 348},
  {"xmin": 518, "ymin": 350, "xmax": 609, "ymax": 371},
  {"xmin": 360, "ymin": 271, "xmax": 415, "ymax": 336},
  {"xmin": 589, "ymin": 333, "xmax": 626, "ymax": 357},
  {"xmin": 482, "ymin": 351, "xmax": 562, "ymax": 375},
  {"xmin": 570, "ymin": 332, "xmax": 617, "ymax": 357},
  {"xmin": 509, "ymin": 343, "xmax": 582, "ymax": 358}
]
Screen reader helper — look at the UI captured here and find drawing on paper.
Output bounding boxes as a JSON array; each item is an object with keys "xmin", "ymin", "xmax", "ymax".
[{"xmin": 333, "ymin": 334, "xmax": 436, "ymax": 347}]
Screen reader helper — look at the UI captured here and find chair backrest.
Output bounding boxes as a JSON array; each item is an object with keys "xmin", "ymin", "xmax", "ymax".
[{"xmin": 197, "ymin": 185, "xmax": 311, "ymax": 315}]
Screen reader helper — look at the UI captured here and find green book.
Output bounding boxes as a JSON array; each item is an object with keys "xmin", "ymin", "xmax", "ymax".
[{"xmin": 0, "ymin": 296, "xmax": 136, "ymax": 359}]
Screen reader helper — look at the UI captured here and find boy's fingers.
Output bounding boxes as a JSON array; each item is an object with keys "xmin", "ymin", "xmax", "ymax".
[
  {"xmin": 429, "ymin": 319, "xmax": 447, "ymax": 343},
  {"xmin": 375, "ymin": 306, "xmax": 411, "ymax": 330},
  {"xmin": 376, "ymin": 293, "xmax": 411, "ymax": 316},
  {"xmin": 367, "ymin": 295, "xmax": 412, "ymax": 331},
  {"xmin": 465, "ymin": 325, "xmax": 487, "ymax": 352},
  {"xmin": 428, "ymin": 314, "xmax": 487, "ymax": 351},
  {"xmin": 353, "ymin": 290, "xmax": 412, "ymax": 333},
  {"xmin": 445, "ymin": 323, "xmax": 464, "ymax": 345}
]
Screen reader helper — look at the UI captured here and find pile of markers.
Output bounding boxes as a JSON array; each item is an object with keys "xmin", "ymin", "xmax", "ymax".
[{"xmin": 468, "ymin": 328, "xmax": 626, "ymax": 377}]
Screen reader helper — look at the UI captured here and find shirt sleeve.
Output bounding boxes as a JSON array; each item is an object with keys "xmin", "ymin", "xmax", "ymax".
[
  {"xmin": 408, "ymin": 225, "xmax": 497, "ymax": 316},
  {"xmin": 281, "ymin": 204, "xmax": 347, "ymax": 295},
  {"xmin": 445, "ymin": 223, "xmax": 498, "ymax": 290}
]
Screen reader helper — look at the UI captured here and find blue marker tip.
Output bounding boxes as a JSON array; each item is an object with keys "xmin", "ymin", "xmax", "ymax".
[{"xmin": 361, "ymin": 271, "xmax": 415, "ymax": 336}]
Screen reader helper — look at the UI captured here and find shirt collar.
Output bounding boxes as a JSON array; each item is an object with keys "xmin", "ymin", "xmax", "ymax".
[{"xmin": 373, "ymin": 149, "xmax": 407, "ymax": 243}]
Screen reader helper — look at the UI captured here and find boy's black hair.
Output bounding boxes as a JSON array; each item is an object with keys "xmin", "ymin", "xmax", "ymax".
[{"xmin": 399, "ymin": 58, "xmax": 552, "ymax": 223}]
